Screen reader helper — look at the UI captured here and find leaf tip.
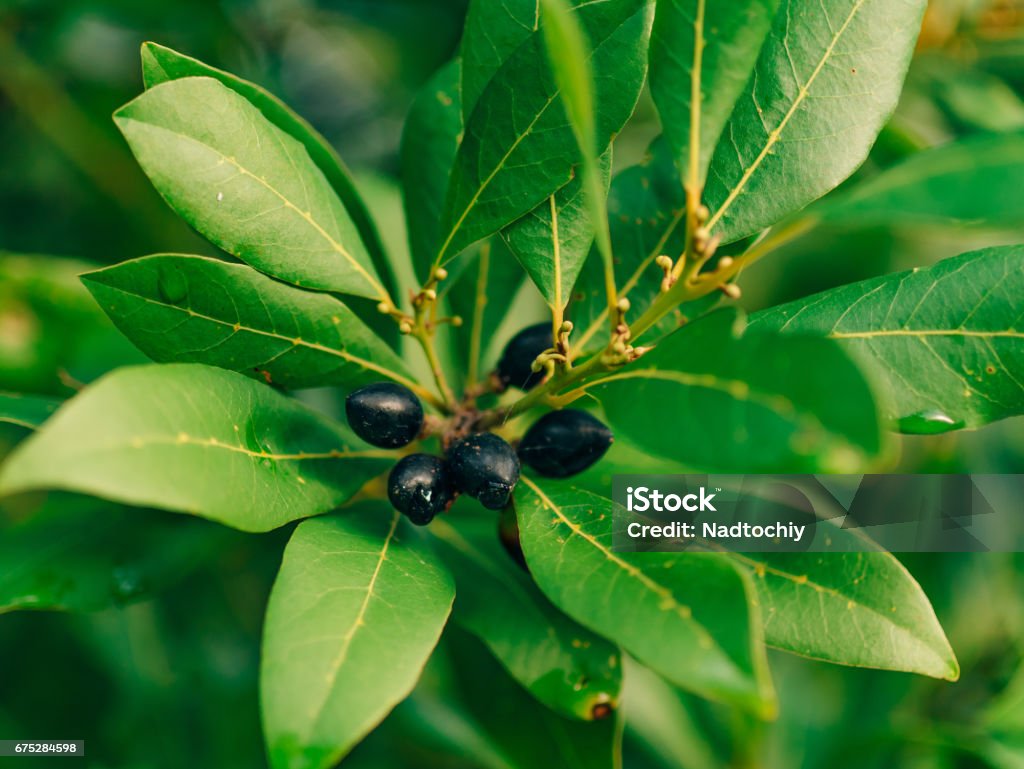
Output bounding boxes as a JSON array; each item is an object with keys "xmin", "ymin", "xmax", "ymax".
[{"xmin": 942, "ymin": 653, "xmax": 961, "ymax": 682}]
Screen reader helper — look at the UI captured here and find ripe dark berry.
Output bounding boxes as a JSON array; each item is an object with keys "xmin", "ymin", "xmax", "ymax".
[
  {"xmin": 518, "ymin": 409, "xmax": 613, "ymax": 478},
  {"xmin": 346, "ymin": 382, "xmax": 424, "ymax": 448},
  {"xmin": 448, "ymin": 433, "xmax": 520, "ymax": 510},
  {"xmin": 387, "ymin": 454, "xmax": 455, "ymax": 525},
  {"xmin": 496, "ymin": 323, "xmax": 552, "ymax": 391}
]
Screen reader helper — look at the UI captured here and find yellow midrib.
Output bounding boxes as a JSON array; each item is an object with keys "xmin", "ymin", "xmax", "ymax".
[
  {"xmin": 435, "ymin": 90, "xmax": 562, "ymax": 265},
  {"xmin": 551, "ymin": 194, "xmax": 563, "ymax": 310},
  {"xmin": 96, "ymin": 280, "xmax": 422, "ymax": 393},
  {"xmin": 119, "ymin": 116, "xmax": 388, "ymax": 301},
  {"xmin": 520, "ymin": 476, "xmax": 727, "ymax": 656},
  {"xmin": 304, "ymin": 512, "xmax": 400, "ymax": 738},
  {"xmin": 435, "ymin": 3, "xmax": 643, "ymax": 266},
  {"xmin": 120, "ymin": 433, "xmax": 392, "ymax": 461},
  {"xmin": 706, "ymin": 0, "xmax": 870, "ymax": 233},
  {"xmin": 687, "ymin": 0, "xmax": 706, "ymax": 190},
  {"xmin": 723, "ymin": 550, "xmax": 954, "ymax": 673},
  {"xmin": 830, "ymin": 328, "xmax": 1024, "ymax": 340},
  {"xmin": 577, "ymin": 368, "xmax": 803, "ymax": 419}
]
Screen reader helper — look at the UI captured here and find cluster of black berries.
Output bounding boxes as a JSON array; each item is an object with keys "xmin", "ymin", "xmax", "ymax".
[{"xmin": 344, "ymin": 324, "xmax": 614, "ymax": 526}]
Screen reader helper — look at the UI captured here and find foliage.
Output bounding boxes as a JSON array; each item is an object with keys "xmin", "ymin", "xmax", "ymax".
[{"xmin": 2, "ymin": 1, "xmax": 1024, "ymax": 768}]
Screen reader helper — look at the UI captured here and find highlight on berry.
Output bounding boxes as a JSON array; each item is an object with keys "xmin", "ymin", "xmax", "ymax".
[{"xmin": 343, "ymin": 324, "xmax": 614, "ymax": 528}]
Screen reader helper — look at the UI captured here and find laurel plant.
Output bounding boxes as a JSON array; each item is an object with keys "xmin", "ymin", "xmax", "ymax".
[{"xmin": 2, "ymin": 0, "xmax": 1024, "ymax": 767}]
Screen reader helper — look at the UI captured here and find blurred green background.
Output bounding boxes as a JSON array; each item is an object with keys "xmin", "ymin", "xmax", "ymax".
[{"xmin": 1, "ymin": 0, "xmax": 1023, "ymax": 767}]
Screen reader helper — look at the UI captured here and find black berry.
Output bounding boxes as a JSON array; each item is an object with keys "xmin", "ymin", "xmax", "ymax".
[
  {"xmin": 518, "ymin": 409, "xmax": 613, "ymax": 478},
  {"xmin": 448, "ymin": 433, "xmax": 520, "ymax": 510},
  {"xmin": 496, "ymin": 323, "xmax": 552, "ymax": 391},
  {"xmin": 346, "ymin": 382, "xmax": 424, "ymax": 448},
  {"xmin": 387, "ymin": 454, "xmax": 455, "ymax": 525}
]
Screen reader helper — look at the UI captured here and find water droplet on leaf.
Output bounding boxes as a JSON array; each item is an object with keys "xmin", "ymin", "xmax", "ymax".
[
  {"xmin": 157, "ymin": 269, "xmax": 189, "ymax": 304},
  {"xmin": 898, "ymin": 410, "xmax": 964, "ymax": 435},
  {"xmin": 110, "ymin": 566, "xmax": 146, "ymax": 602}
]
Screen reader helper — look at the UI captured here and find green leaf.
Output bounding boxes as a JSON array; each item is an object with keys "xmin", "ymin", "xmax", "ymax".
[
  {"xmin": 727, "ymin": 548, "xmax": 959, "ymax": 680},
  {"xmin": 0, "ymin": 364, "xmax": 392, "ymax": 532},
  {"xmin": 649, "ymin": 0, "xmax": 780, "ymax": 186},
  {"xmin": 448, "ymin": 240, "xmax": 529, "ymax": 387},
  {"xmin": 704, "ymin": 0, "xmax": 927, "ymax": 244},
  {"xmin": 621, "ymin": 658, "xmax": 720, "ymax": 769},
  {"xmin": 570, "ymin": 433, "xmax": 691, "ymax": 499},
  {"xmin": 984, "ymin": 661, "xmax": 1024, "ymax": 734},
  {"xmin": 114, "ymin": 77, "xmax": 387, "ymax": 301},
  {"xmin": 430, "ymin": 512, "xmax": 621, "ymax": 720},
  {"xmin": 81, "ymin": 255, "xmax": 423, "ymax": 397},
  {"xmin": 515, "ymin": 478, "xmax": 776, "ymax": 716},
  {"xmin": 748, "ymin": 247, "xmax": 1024, "ymax": 433},
  {"xmin": 436, "ymin": 628, "xmax": 619, "ymax": 769},
  {"xmin": 540, "ymin": 0, "xmax": 597, "ymax": 156},
  {"xmin": 591, "ymin": 309, "xmax": 884, "ymax": 472},
  {"xmin": 932, "ymin": 64, "xmax": 1024, "ymax": 135},
  {"xmin": 0, "ymin": 392, "xmax": 60, "ymax": 430},
  {"xmin": 261, "ymin": 508, "xmax": 454, "ymax": 769},
  {"xmin": 437, "ymin": 0, "xmax": 654, "ymax": 264},
  {"xmin": 821, "ymin": 132, "xmax": 1024, "ymax": 229},
  {"xmin": 571, "ymin": 138, "xmax": 719, "ymax": 352},
  {"xmin": 0, "ymin": 494, "xmax": 236, "ymax": 614},
  {"xmin": 401, "ymin": 59, "xmax": 464, "ymax": 280},
  {"xmin": 139, "ymin": 43, "xmax": 395, "ymax": 300},
  {"xmin": 459, "ymin": 0, "xmax": 539, "ymax": 120},
  {"xmin": 501, "ymin": 150, "xmax": 611, "ymax": 309},
  {"xmin": 538, "ymin": 0, "xmax": 615, "ymax": 293}
]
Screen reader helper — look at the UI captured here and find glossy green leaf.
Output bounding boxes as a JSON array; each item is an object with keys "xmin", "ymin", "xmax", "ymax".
[
  {"xmin": 437, "ymin": 0, "xmax": 653, "ymax": 264},
  {"xmin": 822, "ymin": 132, "xmax": 1024, "ymax": 228},
  {"xmin": 392, "ymin": 685, "xmax": 525, "ymax": 769},
  {"xmin": 728, "ymin": 549, "xmax": 958, "ymax": 680},
  {"xmin": 570, "ymin": 432, "xmax": 691, "ymax": 500},
  {"xmin": 401, "ymin": 59, "xmax": 463, "ymax": 280},
  {"xmin": 140, "ymin": 43, "xmax": 395, "ymax": 299},
  {"xmin": 571, "ymin": 138, "xmax": 719, "ymax": 352},
  {"xmin": 459, "ymin": 0, "xmax": 539, "ymax": 120},
  {"xmin": 590, "ymin": 309, "xmax": 884, "ymax": 472},
  {"xmin": 430, "ymin": 512, "xmax": 621, "ymax": 720},
  {"xmin": 82, "ymin": 255, "xmax": 421, "ymax": 396},
  {"xmin": 0, "ymin": 495, "xmax": 235, "ymax": 614},
  {"xmin": 621, "ymin": 658, "xmax": 720, "ymax": 769},
  {"xmin": 0, "ymin": 364, "xmax": 392, "ymax": 532},
  {"xmin": 650, "ymin": 0, "xmax": 779, "ymax": 186},
  {"xmin": 439, "ymin": 628, "xmax": 618, "ymax": 769},
  {"xmin": 704, "ymin": 0, "xmax": 927, "ymax": 244},
  {"xmin": 748, "ymin": 247, "xmax": 1024, "ymax": 433},
  {"xmin": 501, "ymin": 150, "xmax": 611, "ymax": 309},
  {"xmin": 261, "ymin": 508, "xmax": 454, "ymax": 769},
  {"xmin": 0, "ymin": 392, "xmax": 60, "ymax": 430},
  {"xmin": 515, "ymin": 478, "xmax": 776, "ymax": 716},
  {"xmin": 114, "ymin": 77, "xmax": 387, "ymax": 301},
  {"xmin": 540, "ymin": 0, "xmax": 597, "ymax": 156}
]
